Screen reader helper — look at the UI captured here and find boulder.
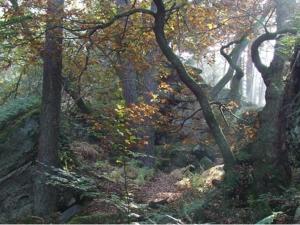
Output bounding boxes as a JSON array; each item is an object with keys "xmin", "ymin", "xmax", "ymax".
[
  {"xmin": 69, "ymin": 212, "xmax": 127, "ymax": 224},
  {"xmin": 200, "ymin": 165, "xmax": 225, "ymax": 188},
  {"xmin": 0, "ymin": 108, "xmax": 39, "ymax": 223},
  {"xmin": 294, "ymin": 206, "xmax": 300, "ymax": 223},
  {"xmin": 199, "ymin": 156, "xmax": 214, "ymax": 170},
  {"xmin": 192, "ymin": 144, "xmax": 216, "ymax": 162}
]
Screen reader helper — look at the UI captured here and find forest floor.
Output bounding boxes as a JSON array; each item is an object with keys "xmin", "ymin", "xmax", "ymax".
[
  {"xmin": 65, "ymin": 142, "xmax": 300, "ymax": 224},
  {"xmin": 66, "ymin": 141, "xmax": 264, "ymax": 224}
]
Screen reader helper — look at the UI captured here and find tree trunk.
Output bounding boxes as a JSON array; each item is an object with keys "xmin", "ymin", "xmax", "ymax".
[
  {"xmin": 246, "ymin": 45, "xmax": 254, "ymax": 102},
  {"xmin": 63, "ymin": 76, "xmax": 91, "ymax": 114},
  {"xmin": 210, "ymin": 39, "xmax": 248, "ymax": 99},
  {"xmin": 258, "ymin": 78, "xmax": 265, "ymax": 106},
  {"xmin": 115, "ymin": 0, "xmax": 158, "ymax": 167},
  {"xmin": 284, "ymin": 45, "xmax": 300, "ymax": 165},
  {"xmin": 251, "ymin": 0, "xmax": 295, "ymax": 192},
  {"xmin": 134, "ymin": 2, "xmax": 160, "ymax": 167},
  {"xmin": 116, "ymin": 60, "xmax": 139, "ymax": 105},
  {"xmin": 227, "ymin": 52, "xmax": 245, "ymax": 102},
  {"xmin": 140, "ymin": 51, "xmax": 159, "ymax": 167},
  {"xmin": 115, "ymin": 0, "xmax": 139, "ymax": 106},
  {"xmin": 211, "ymin": 2, "xmax": 272, "ymax": 100},
  {"xmin": 33, "ymin": 0, "xmax": 64, "ymax": 220},
  {"xmin": 153, "ymin": 0, "xmax": 235, "ymax": 170}
]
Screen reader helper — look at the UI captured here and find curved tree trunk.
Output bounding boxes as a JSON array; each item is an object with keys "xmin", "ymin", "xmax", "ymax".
[
  {"xmin": 33, "ymin": 0, "xmax": 64, "ymax": 220},
  {"xmin": 210, "ymin": 2, "xmax": 272, "ymax": 100},
  {"xmin": 210, "ymin": 39, "xmax": 248, "ymax": 99},
  {"xmin": 153, "ymin": 0, "xmax": 236, "ymax": 170},
  {"xmin": 224, "ymin": 42, "xmax": 245, "ymax": 102}
]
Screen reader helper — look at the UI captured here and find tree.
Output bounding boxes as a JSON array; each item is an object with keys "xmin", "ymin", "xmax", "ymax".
[
  {"xmin": 115, "ymin": 0, "xmax": 139, "ymax": 106},
  {"xmin": 33, "ymin": 0, "xmax": 64, "ymax": 220},
  {"xmin": 137, "ymin": 2, "xmax": 161, "ymax": 167},
  {"xmin": 219, "ymin": 36, "xmax": 247, "ymax": 102},
  {"xmin": 210, "ymin": 37, "xmax": 248, "ymax": 99},
  {"xmin": 210, "ymin": 1, "xmax": 272, "ymax": 101},
  {"xmin": 152, "ymin": 0, "xmax": 236, "ymax": 170},
  {"xmin": 284, "ymin": 43, "xmax": 300, "ymax": 164},
  {"xmin": 250, "ymin": 0, "xmax": 296, "ymax": 192},
  {"xmin": 246, "ymin": 45, "xmax": 255, "ymax": 102}
]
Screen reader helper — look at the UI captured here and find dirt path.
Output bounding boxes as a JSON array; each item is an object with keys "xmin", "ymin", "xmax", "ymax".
[{"xmin": 134, "ymin": 171, "xmax": 187, "ymax": 204}]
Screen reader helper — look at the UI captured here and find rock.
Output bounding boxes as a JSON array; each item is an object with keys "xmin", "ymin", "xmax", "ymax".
[
  {"xmin": 200, "ymin": 165, "xmax": 225, "ymax": 188},
  {"xmin": 124, "ymin": 166, "xmax": 139, "ymax": 179},
  {"xmin": 170, "ymin": 165, "xmax": 193, "ymax": 180},
  {"xmin": 256, "ymin": 212, "xmax": 283, "ymax": 224},
  {"xmin": 175, "ymin": 177, "xmax": 192, "ymax": 190},
  {"xmin": 0, "ymin": 109, "xmax": 39, "ymax": 223},
  {"xmin": 147, "ymin": 213, "xmax": 183, "ymax": 224},
  {"xmin": 59, "ymin": 204, "xmax": 82, "ymax": 223},
  {"xmin": 17, "ymin": 215, "xmax": 44, "ymax": 224},
  {"xmin": 192, "ymin": 144, "xmax": 216, "ymax": 162},
  {"xmin": 157, "ymin": 144, "xmax": 203, "ymax": 171},
  {"xmin": 128, "ymin": 212, "xmax": 143, "ymax": 221},
  {"xmin": 148, "ymin": 198, "xmax": 169, "ymax": 209},
  {"xmin": 199, "ymin": 156, "xmax": 214, "ymax": 170},
  {"xmin": 70, "ymin": 141, "xmax": 102, "ymax": 162},
  {"xmin": 171, "ymin": 146, "xmax": 196, "ymax": 168},
  {"xmin": 294, "ymin": 206, "xmax": 300, "ymax": 223},
  {"xmin": 69, "ymin": 212, "xmax": 127, "ymax": 224}
]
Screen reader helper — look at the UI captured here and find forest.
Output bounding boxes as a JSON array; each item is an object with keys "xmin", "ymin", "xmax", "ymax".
[{"xmin": 0, "ymin": 0, "xmax": 300, "ymax": 223}]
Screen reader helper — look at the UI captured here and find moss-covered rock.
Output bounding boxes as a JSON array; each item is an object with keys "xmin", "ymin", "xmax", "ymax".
[
  {"xmin": 155, "ymin": 143, "xmax": 203, "ymax": 171},
  {"xmin": 199, "ymin": 156, "xmax": 214, "ymax": 170},
  {"xmin": 0, "ymin": 96, "xmax": 40, "ymax": 131},
  {"xmin": 0, "ymin": 98, "xmax": 40, "ymax": 223}
]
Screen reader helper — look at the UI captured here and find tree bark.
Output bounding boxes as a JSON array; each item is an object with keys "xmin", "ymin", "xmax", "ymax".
[
  {"xmin": 210, "ymin": 38, "xmax": 248, "ymax": 99},
  {"xmin": 115, "ymin": 0, "xmax": 139, "ymax": 106},
  {"xmin": 210, "ymin": 2, "xmax": 272, "ymax": 100},
  {"xmin": 140, "ymin": 51, "xmax": 159, "ymax": 167},
  {"xmin": 246, "ymin": 45, "xmax": 254, "ymax": 102},
  {"xmin": 63, "ymin": 76, "xmax": 91, "ymax": 114},
  {"xmin": 283, "ymin": 45, "xmax": 300, "ymax": 164},
  {"xmin": 258, "ymin": 78, "xmax": 265, "ymax": 106},
  {"xmin": 250, "ymin": 0, "xmax": 296, "ymax": 192},
  {"xmin": 220, "ymin": 38, "xmax": 246, "ymax": 102},
  {"xmin": 115, "ymin": 0, "xmax": 158, "ymax": 167},
  {"xmin": 117, "ymin": 60, "xmax": 139, "ymax": 106},
  {"xmin": 33, "ymin": 0, "xmax": 64, "ymax": 220},
  {"xmin": 153, "ymin": 0, "xmax": 235, "ymax": 170}
]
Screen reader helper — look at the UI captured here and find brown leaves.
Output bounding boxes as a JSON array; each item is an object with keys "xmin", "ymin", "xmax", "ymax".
[{"xmin": 125, "ymin": 103, "xmax": 159, "ymax": 125}]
